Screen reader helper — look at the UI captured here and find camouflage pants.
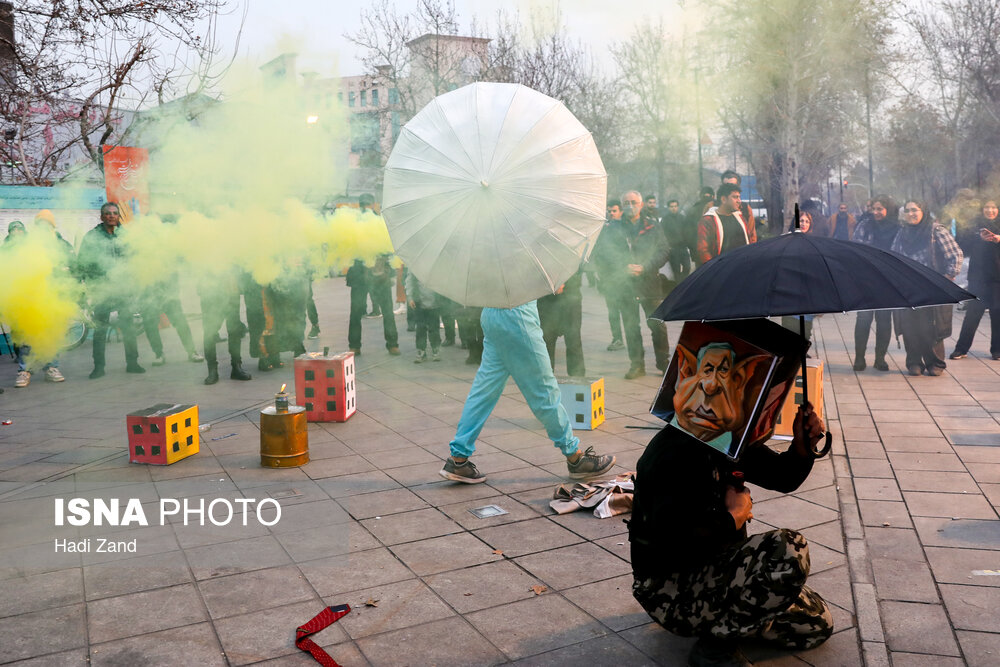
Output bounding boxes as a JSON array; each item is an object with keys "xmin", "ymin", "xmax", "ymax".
[{"xmin": 632, "ymin": 528, "xmax": 833, "ymax": 650}]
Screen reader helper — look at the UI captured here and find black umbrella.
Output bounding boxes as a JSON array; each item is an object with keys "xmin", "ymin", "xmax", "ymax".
[
  {"xmin": 653, "ymin": 231, "xmax": 972, "ymax": 322},
  {"xmin": 652, "ymin": 213, "xmax": 975, "ymax": 456}
]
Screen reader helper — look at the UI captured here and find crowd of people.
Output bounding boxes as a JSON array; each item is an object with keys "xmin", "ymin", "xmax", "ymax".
[
  {"xmin": 5, "ymin": 181, "xmax": 998, "ymax": 392},
  {"xmin": 5, "ymin": 181, "xmax": 997, "ymax": 667}
]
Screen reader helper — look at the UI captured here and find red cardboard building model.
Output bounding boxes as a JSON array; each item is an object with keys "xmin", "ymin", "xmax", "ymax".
[{"xmin": 294, "ymin": 351, "xmax": 357, "ymax": 422}]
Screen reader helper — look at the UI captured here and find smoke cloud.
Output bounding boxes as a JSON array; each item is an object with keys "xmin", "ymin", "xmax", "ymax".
[{"xmin": 1, "ymin": 60, "xmax": 396, "ymax": 366}]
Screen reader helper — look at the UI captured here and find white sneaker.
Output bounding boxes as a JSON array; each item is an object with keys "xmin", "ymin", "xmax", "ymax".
[
  {"xmin": 393, "ymin": 303, "xmax": 406, "ymax": 315},
  {"xmin": 188, "ymin": 351, "xmax": 204, "ymax": 362},
  {"xmin": 45, "ymin": 367, "xmax": 65, "ymax": 382},
  {"xmin": 152, "ymin": 355, "xmax": 166, "ymax": 366},
  {"xmin": 15, "ymin": 370, "xmax": 30, "ymax": 387}
]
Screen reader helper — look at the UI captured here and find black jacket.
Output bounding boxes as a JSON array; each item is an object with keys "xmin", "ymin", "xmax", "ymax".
[
  {"xmin": 593, "ymin": 218, "xmax": 669, "ymax": 298},
  {"xmin": 629, "ymin": 425, "xmax": 814, "ymax": 575},
  {"xmin": 76, "ymin": 223, "xmax": 126, "ymax": 282},
  {"xmin": 959, "ymin": 215, "xmax": 1000, "ymax": 286}
]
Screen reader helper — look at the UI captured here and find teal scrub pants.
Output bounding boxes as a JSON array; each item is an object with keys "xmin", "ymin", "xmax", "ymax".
[{"xmin": 449, "ymin": 302, "xmax": 580, "ymax": 459}]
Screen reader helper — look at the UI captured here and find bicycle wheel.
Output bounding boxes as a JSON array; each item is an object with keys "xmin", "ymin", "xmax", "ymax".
[{"xmin": 63, "ymin": 319, "xmax": 90, "ymax": 350}]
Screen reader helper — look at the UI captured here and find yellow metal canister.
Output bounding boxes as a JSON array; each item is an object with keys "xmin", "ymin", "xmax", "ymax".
[{"xmin": 260, "ymin": 405, "xmax": 309, "ymax": 467}]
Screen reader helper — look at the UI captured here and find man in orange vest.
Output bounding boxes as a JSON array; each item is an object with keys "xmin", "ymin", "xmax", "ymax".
[{"xmin": 696, "ymin": 183, "xmax": 757, "ymax": 265}]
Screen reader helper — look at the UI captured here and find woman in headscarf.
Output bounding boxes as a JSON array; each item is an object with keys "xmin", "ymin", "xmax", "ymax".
[
  {"xmin": 891, "ymin": 200, "xmax": 963, "ymax": 376},
  {"xmin": 781, "ymin": 212, "xmax": 821, "ymax": 341},
  {"xmin": 950, "ymin": 199, "xmax": 1000, "ymax": 360},
  {"xmin": 852, "ymin": 195, "xmax": 901, "ymax": 371}
]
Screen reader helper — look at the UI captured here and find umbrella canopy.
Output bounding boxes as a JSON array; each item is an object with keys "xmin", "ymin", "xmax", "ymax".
[
  {"xmin": 652, "ymin": 231, "xmax": 974, "ymax": 322},
  {"xmin": 381, "ymin": 82, "xmax": 607, "ymax": 308}
]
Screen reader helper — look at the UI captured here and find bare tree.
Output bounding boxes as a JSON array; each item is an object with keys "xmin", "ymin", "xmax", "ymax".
[
  {"xmin": 898, "ymin": 0, "xmax": 1000, "ymax": 198},
  {"xmin": 479, "ymin": 9, "xmax": 622, "ymax": 168},
  {"xmin": 704, "ymin": 0, "xmax": 893, "ymax": 232},
  {"xmin": 611, "ymin": 20, "xmax": 695, "ymax": 200},
  {"xmin": 879, "ymin": 101, "xmax": 949, "ymax": 204},
  {"xmin": 346, "ymin": 0, "xmax": 468, "ymax": 121},
  {"xmin": 0, "ymin": 1, "xmax": 232, "ymax": 185}
]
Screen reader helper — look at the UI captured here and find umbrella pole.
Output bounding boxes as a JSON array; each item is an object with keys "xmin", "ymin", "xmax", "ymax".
[
  {"xmin": 799, "ymin": 315, "xmax": 808, "ymax": 403},
  {"xmin": 794, "ymin": 202, "xmax": 801, "ymax": 231},
  {"xmin": 799, "ymin": 313, "xmax": 832, "ymax": 458}
]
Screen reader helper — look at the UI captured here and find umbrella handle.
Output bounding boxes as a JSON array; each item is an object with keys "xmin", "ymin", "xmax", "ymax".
[{"xmin": 812, "ymin": 432, "xmax": 832, "ymax": 458}]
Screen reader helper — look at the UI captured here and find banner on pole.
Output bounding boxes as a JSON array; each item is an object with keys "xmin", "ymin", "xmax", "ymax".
[{"xmin": 102, "ymin": 145, "xmax": 149, "ymax": 223}]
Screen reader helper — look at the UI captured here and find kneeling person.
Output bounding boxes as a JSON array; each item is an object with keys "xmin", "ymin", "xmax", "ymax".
[{"xmin": 629, "ymin": 403, "xmax": 832, "ymax": 666}]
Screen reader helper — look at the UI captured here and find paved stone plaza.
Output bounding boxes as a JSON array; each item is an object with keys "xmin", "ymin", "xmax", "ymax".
[{"xmin": 1, "ymin": 277, "xmax": 999, "ymax": 666}]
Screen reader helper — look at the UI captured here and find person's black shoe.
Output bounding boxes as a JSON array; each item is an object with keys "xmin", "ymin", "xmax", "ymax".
[
  {"xmin": 993, "ymin": 353, "xmax": 1000, "ymax": 360},
  {"xmin": 126, "ymin": 364, "xmax": 146, "ymax": 374},
  {"xmin": 230, "ymin": 362, "xmax": 252, "ymax": 381},
  {"xmin": 258, "ymin": 358, "xmax": 271, "ymax": 372},
  {"xmin": 949, "ymin": 350, "xmax": 967, "ymax": 360},
  {"xmin": 687, "ymin": 637, "xmax": 751, "ymax": 667},
  {"xmin": 624, "ymin": 366, "xmax": 646, "ymax": 380},
  {"xmin": 204, "ymin": 366, "xmax": 219, "ymax": 385},
  {"xmin": 853, "ymin": 357, "xmax": 866, "ymax": 371},
  {"xmin": 873, "ymin": 358, "xmax": 890, "ymax": 372},
  {"xmin": 89, "ymin": 367, "xmax": 105, "ymax": 379}
]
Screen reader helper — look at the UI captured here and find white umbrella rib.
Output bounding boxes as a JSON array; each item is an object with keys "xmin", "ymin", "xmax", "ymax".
[
  {"xmin": 492, "ymin": 185, "xmax": 602, "ymax": 240},
  {"xmin": 483, "ymin": 87, "xmax": 525, "ymax": 177},
  {"xmin": 491, "ymin": 112, "xmax": 593, "ymax": 179},
  {"xmin": 397, "ymin": 127, "xmax": 479, "ymax": 181}
]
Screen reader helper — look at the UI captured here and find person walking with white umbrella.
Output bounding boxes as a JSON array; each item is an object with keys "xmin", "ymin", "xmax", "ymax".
[
  {"xmin": 381, "ymin": 82, "xmax": 617, "ymax": 483},
  {"xmin": 440, "ymin": 300, "xmax": 615, "ymax": 483}
]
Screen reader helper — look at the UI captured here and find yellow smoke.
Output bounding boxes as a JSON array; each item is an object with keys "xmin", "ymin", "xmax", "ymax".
[
  {"xmin": 117, "ymin": 63, "xmax": 395, "ymax": 289},
  {"xmin": 1, "ymin": 56, "xmax": 403, "ymax": 362},
  {"xmin": 0, "ymin": 233, "xmax": 80, "ymax": 363}
]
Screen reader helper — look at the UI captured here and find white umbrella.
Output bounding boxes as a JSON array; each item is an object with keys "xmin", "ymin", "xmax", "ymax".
[{"xmin": 381, "ymin": 82, "xmax": 607, "ymax": 308}]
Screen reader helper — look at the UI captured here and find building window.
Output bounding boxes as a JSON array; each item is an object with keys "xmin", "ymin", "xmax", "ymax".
[
  {"xmin": 350, "ymin": 112, "xmax": 380, "ymax": 152},
  {"xmin": 389, "ymin": 88, "xmax": 399, "ymax": 105},
  {"xmin": 348, "ymin": 91, "xmax": 355, "ymax": 107},
  {"xmin": 371, "ymin": 89, "xmax": 379, "ymax": 106},
  {"xmin": 360, "ymin": 90, "xmax": 367, "ymax": 107}
]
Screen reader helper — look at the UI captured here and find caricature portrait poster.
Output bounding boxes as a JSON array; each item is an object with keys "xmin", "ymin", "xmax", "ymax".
[{"xmin": 651, "ymin": 319, "xmax": 807, "ymax": 460}]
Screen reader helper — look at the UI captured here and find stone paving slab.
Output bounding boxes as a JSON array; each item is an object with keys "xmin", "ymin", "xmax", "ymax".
[{"xmin": 6, "ymin": 279, "xmax": 1000, "ymax": 664}]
